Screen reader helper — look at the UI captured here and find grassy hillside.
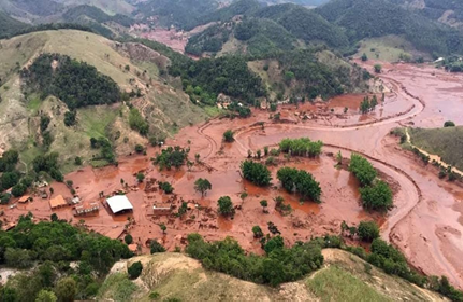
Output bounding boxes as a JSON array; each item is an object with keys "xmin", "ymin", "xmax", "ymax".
[
  {"xmin": 409, "ymin": 126, "xmax": 463, "ymax": 171},
  {"xmin": 0, "ymin": 30, "xmax": 205, "ymax": 171},
  {"xmin": 100, "ymin": 250, "xmax": 446, "ymax": 301}
]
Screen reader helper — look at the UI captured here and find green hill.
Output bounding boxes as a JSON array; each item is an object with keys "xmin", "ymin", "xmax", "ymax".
[
  {"xmin": 0, "ymin": 11, "xmax": 29, "ymax": 38},
  {"xmin": 315, "ymin": 0, "xmax": 463, "ymax": 56},
  {"xmin": 99, "ymin": 250, "xmax": 447, "ymax": 301},
  {"xmin": 0, "ymin": 30, "xmax": 206, "ymax": 172}
]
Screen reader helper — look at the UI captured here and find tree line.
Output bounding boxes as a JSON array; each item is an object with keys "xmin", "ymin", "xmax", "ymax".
[
  {"xmin": 0, "ymin": 215, "xmax": 132, "ymax": 301},
  {"xmin": 20, "ymin": 54, "xmax": 121, "ymax": 110}
]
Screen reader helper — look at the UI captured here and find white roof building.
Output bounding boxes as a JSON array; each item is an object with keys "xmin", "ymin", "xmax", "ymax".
[{"xmin": 106, "ymin": 195, "xmax": 133, "ymax": 214}]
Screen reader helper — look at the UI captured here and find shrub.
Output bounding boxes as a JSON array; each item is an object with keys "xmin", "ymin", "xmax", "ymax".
[
  {"xmin": 223, "ymin": 130, "xmax": 234, "ymax": 142},
  {"xmin": 358, "ymin": 221, "xmax": 380, "ymax": 242},
  {"xmin": 444, "ymin": 121, "xmax": 455, "ymax": 127},
  {"xmin": 150, "ymin": 240, "xmax": 165, "ymax": 254},
  {"xmin": 125, "ymin": 234, "xmax": 133, "ymax": 245},
  {"xmin": 127, "ymin": 261, "xmax": 143, "ymax": 279}
]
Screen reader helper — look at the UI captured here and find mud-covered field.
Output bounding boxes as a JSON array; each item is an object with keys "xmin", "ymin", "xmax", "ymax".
[{"xmin": 2, "ymin": 62, "xmax": 463, "ymax": 288}]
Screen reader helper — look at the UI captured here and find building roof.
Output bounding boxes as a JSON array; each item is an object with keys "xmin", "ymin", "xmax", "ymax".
[
  {"xmin": 153, "ymin": 203, "xmax": 171, "ymax": 210},
  {"xmin": 18, "ymin": 195, "xmax": 31, "ymax": 203},
  {"xmin": 106, "ymin": 195, "xmax": 133, "ymax": 213},
  {"xmin": 49, "ymin": 195, "xmax": 67, "ymax": 208}
]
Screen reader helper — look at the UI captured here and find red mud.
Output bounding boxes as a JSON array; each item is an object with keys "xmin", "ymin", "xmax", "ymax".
[{"xmin": 2, "ymin": 62, "xmax": 463, "ymax": 288}]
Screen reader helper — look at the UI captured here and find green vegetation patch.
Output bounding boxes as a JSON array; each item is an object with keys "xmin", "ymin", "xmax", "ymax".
[
  {"xmin": 409, "ymin": 126, "xmax": 463, "ymax": 171},
  {"xmin": 307, "ymin": 266, "xmax": 391, "ymax": 302},
  {"xmin": 98, "ymin": 273, "xmax": 138, "ymax": 302}
]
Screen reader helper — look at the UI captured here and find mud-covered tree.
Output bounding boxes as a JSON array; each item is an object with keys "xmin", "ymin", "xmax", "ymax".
[
  {"xmin": 252, "ymin": 226, "xmax": 263, "ymax": 238},
  {"xmin": 358, "ymin": 220, "xmax": 380, "ymax": 242},
  {"xmin": 150, "ymin": 240, "xmax": 165, "ymax": 254},
  {"xmin": 194, "ymin": 178, "xmax": 212, "ymax": 196},
  {"xmin": 361, "ymin": 53, "xmax": 368, "ymax": 62},
  {"xmin": 159, "ymin": 223, "xmax": 166, "ymax": 235},
  {"xmin": 374, "ymin": 64, "xmax": 382, "ymax": 73},
  {"xmin": 223, "ymin": 130, "xmax": 234, "ymax": 142},
  {"xmin": 360, "ymin": 180, "xmax": 393, "ymax": 212},
  {"xmin": 136, "ymin": 172, "xmax": 145, "ymax": 182},
  {"xmin": 277, "ymin": 167, "xmax": 321, "ymax": 203},
  {"xmin": 240, "ymin": 192, "xmax": 248, "ymax": 204},
  {"xmin": 241, "ymin": 161, "xmax": 272, "ymax": 187},
  {"xmin": 260, "ymin": 200, "xmax": 267, "ymax": 212},
  {"xmin": 218, "ymin": 196, "xmax": 234, "ymax": 217}
]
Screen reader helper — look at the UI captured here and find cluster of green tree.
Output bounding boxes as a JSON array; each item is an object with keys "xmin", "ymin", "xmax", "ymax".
[
  {"xmin": 348, "ymin": 154, "xmax": 377, "ymax": 187},
  {"xmin": 277, "ymin": 167, "xmax": 322, "ymax": 203},
  {"xmin": 60, "ymin": 5, "xmax": 134, "ymax": 39},
  {"xmin": 391, "ymin": 0, "xmax": 463, "ymax": 26},
  {"xmin": 0, "ymin": 18, "xmax": 95, "ymax": 40},
  {"xmin": 315, "ymin": 0, "xmax": 463, "ymax": 56},
  {"xmin": 158, "ymin": 181, "xmax": 174, "ymax": 194},
  {"xmin": 442, "ymin": 56, "xmax": 463, "ymax": 72},
  {"xmin": 185, "ymin": 233, "xmax": 323, "ymax": 287},
  {"xmin": 129, "ymin": 108, "xmax": 149, "ymax": 136},
  {"xmin": 0, "ymin": 149, "xmax": 19, "ymax": 174},
  {"xmin": 32, "ymin": 152, "xmax": 63, "ymax": 182},
  {"xmin": 20, "ymin": 54, "xmax": 120, "ymax": 110},
  {"xmin": 253, "ymin": 3, "xmax": 349, "ymax": 49},
  {"xmin": 359, "ymin": 94, "xmax": 381, "ymax": 114},
  {"xmin": 185, "ymin": 24, "xmax": 231, "ymax": 56},
  {"xmin": 0, "ymin": 215, "xmax": 132, "ymax": 301},
  {"xmin": 279, "ymin": 138, "xmax": 323, "ymax": 157},
  {"xmin": 0, "ymin": 150, "xmax": 25, "ymax": 196},
  {"xmin": 227, "ymin": 102, "xmax": 252, "ymax": 118},
  {"xmin": 154, "ymin": 146, "xmax": 189, "ymax": 171},
  {"xmin": 349, "ymin": 154, "xmax": 393, "ymax": 212},
  {"xmin": 90, "ymin": 137, "xmax": 116, "ymax": 164},
  {"xmin": 272, "ymin": 49, "xmax": 350, "ymax": 99},
  {"xmin": 134, "ymin": 0, "xmax": 220, "ymax": 31},
  {"xmin": 241, "ymin": 161, "xmax": 272, "ymax": 186},
  {"xmin": 186, "ymin": 16, "xmax": 297, "ymax": 57},
  {"xmin": 177, "ymin": 56, "xmax": 266, "ymax": 103}
]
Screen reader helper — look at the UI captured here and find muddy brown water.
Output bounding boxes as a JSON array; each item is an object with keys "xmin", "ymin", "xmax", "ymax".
[{"xmin": 2, "ymin": 62, "xmax": 463, "ymax": 288}]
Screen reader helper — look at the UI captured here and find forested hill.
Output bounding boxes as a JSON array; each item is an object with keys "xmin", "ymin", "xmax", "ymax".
[
  {"xmin": 133, "ymin": 0, "xmax": 222, "ymax": 31},
  {"xmin": 390, "ymin": 0, "xmax": 463, "ymax": 27},
  {"xmin": 315, "ymin": 0, "xmax": 463, "ymax": 56},
  {"xmin": 0, "ymin": 11, "xmax": 29, "ymax": 38}
]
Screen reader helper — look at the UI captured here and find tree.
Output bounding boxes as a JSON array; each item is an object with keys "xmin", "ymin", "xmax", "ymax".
[
  {"xmin": 194, "ymin": 178, "xmax": 212, "ymax": 196},
  {"xmin": 35, "ymin": 289, "xmax": 57, "ymax": 302},
  {"xmin": 256, "ymin": 149, "xmax": 262, "ymax": 159},
  {"xmin": 218, "ymin": 196, "xmax": 234, "ymax": 217},
  {"xmin": 195, "ymin": 153, "xmax": 200, "ymax": 163},
  {"xmin": 252, "ymin": 226, "xmax": 263, "ymax": 238},
  {"xmin": 11, "ymin": 184, "xmax": 26, "ymax": 197},
  {"xmin": 150, "ymin": 240, "xmax": 165, "ymax": 254},
  {"xmin": 264, "ymin": 147, "xmax": 268, "ymax": 156},
  {"xmin": 63, "ymin": 111, "xmax": 76, "ymax": 127},
  {"xmin": 1, "ymin": 193, "xmax": 11, "ymax": 204},
  {"xmin": 160, "ymin": 223, "xmax": 166, "ymax": 234},
  {"xmin": 223, "ymin": 130, "xmax": 234, "ymax": 142},
  {"xmin": 125, "ymin": 234, "xmax": 133, "ymax": 245},
  {"xmin": 136, "ymin": 173, "xmax": 145, "ymax": 182},
  {"xmin": 374, "ymin": 64, "xmax": 382, "ymax": 73},
  {"xmin": 358, "ymin": 220, "xmax": 380, "ymax": 242},
  {"xmin": 159, "ymin": 181, "xmax": 174, "ymax": 194},
  {"xmin": 240, "ymin": 192, "xmax": 248, "ymax": 204},
  {"xmin": 56, "ymin": 277, "xmax": 77, "ymax": 302},
  {"xmin": 360, "ymin": 180, "xmax": 393, "ymax": 212},
  {"xmin": 74, "ymin": 157, "xmax": 82, "ymax": 165},
  {"xmin": 128, "ymin": 261, "xmax": 143, "ymax": 279},
  {"xmin": 277, "ymin": 167, "xmax": 321, "ymax": 203},
  {"xmin": 361, "ymin": 53, "xmax": 368, "ymax": 62},
  {"xmin": 260, "ymin": 200, "xmax": 267, "ymax": 212},
  {"xmin": 349, "ymin": 154, "xmax": 377, "ymax": 187},
  {"xmin": 134, "ymin": 144, "xmax": 144, "ymax": 154},
  {"xmin": 51, "ymin": 213, "xmax": 58, "ymax": 222},
  {"xmin": 241, "ymin": 161, "xmax": 272, "ymax": 187},
  {"xmin": 444, "ymin": 121, "xmax": 455, "ymax": 127}
]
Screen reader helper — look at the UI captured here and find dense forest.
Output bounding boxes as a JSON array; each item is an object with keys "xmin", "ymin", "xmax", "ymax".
[
  {"xmin": 316, "ymin": 0, "xmax": 463, "ymax": 56},
  {"xmin": 0, "ymin": 215, "xmax": 132, "ymax": 301},
  {"xmin": 133, "ymin": 0, "xmax": 220, "ymax": 31},
  {"xmin": 185, "ymin": 17, "xmax": 297, "ymax": 57},
  {"xmin": 62, "ymin": 5, "xmax": 134, "ymax": 39},
  {"xmin": 20, "ymin": 54, "xmax": 121, "ymax": 110}
]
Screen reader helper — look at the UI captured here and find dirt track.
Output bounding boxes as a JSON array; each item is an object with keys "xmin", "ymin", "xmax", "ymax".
[{"xmin": 2, "ymin": 62, "xmax": 463, "ymax": 288}]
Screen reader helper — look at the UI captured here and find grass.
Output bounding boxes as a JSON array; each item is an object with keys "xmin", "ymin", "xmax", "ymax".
[
  {"xmin": 204, "ymin": 106, "xmax": 222, "ymax": 118},
  {"xmin": 26, "ymin": 93, "xmax": 42, "ymax": 113},
  {"xmin": 307, "ymin": 266, "xmax": 391, "ymax": 302},
  {"xmin": 98, "ymin": 273, "xmax": 138, "ymax": 302},
  {"xmin": 356, "ymin": 35, "xmax": 430, "ymax": 62},
  {"xmin": 79, "ymin": 106, "xmax": 118, "ymax": 139},
  {"xmin": 409, "ymin": 126, "xmax": 463, "ymax": 171}
]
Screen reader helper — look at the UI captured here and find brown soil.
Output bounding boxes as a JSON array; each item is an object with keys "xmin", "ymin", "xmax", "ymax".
[{"xmin": 2, "ymin": 62, "xmax": 463, "ymax": 289}]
